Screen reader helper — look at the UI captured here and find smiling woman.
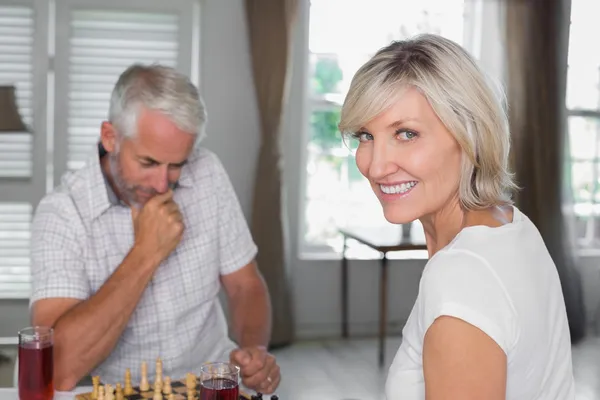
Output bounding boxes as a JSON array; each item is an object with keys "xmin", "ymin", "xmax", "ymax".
[{"xmin": 339, "ymin": 34, "xmax": 576, "ymax": 400}]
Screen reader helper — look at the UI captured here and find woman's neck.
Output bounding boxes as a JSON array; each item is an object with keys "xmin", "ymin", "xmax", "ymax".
[
  {"xmin": 420, "ymin": 198, "xmax": 466, "ymax": 258},
  {"xmin": 420, "ymin": 201, "xmax": 514, "ymax": 258}
]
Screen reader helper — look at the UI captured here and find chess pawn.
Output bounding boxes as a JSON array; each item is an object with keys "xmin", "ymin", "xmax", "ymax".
[
  {"xmin": 140, "ymin": 361, "xmax": 150, "ymax": 391},
  {"xmin": 92, "ymin": 376, "xmax": 100, "ymax": 400},
  {"xmin": 168, "ymin": 394, "xmax": 175, "ymax": 400},
  {"xmin": 153, "ymin": 381, "xmax": 163, "ymax": 400},
  {"xmin": 98, "ymin": 385, "xmax": 105, "ymax": 400},
  {"xmin": 124, "ymin": 368, "xmax": 135, "ymax": 395},
  {"xmin": 163, "ymin": 376, "xmax": 172, "ymax": 395},
  {"xmin": 105, "ymin": 384, "xmax": 115, "ymax": 400},
  {"xmin": 185, "ymin": 373, "xmax": 196, "ymax": 390},
  {"xmin": 115, "ymin": 383, "xmax": 124, "ymax": 400}
]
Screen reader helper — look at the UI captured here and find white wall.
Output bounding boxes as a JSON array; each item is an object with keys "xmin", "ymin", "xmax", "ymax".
[{"xmin": 198, "ymin": 0, "xmax": 260, "ymax": 217}]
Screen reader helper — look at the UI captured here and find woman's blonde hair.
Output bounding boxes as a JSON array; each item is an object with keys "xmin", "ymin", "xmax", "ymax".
[{"xmin": 339, "ymin": 33, "xmax": 518, "ymax": 210}]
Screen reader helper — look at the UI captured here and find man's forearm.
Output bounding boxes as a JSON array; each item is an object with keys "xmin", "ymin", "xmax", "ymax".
[
  {"xmin": 230, "ymin": 283, "xmax": 272, "ymax": 348},
  {"xmin": 53, "ymin": 246, "xmax": 159, "ymax": 389}
]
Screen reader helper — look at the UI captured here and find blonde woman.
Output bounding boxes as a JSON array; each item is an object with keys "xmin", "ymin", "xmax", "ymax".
[{"xmin": 339, "ymin": 34, "xmax": 575, "ymax": 399}]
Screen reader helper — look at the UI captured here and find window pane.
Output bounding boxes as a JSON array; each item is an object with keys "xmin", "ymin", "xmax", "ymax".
[
  {"xmin": 310, "ymin": 109, "xmax": 343, "ymax": 150},
  {"xmin": 571, "ymin": 161, "xmax": 595, "ymax": 203},
  {"xmin": 568, "ymin": 116, "xmax": 599, "ymax": 161},
  {"xmin": 304, "ymin": 150, "xmax": 385, "ymax": 248},
  {"xmin": 567, "ymin": 0, "xmax": 600, "ymax": 110}
]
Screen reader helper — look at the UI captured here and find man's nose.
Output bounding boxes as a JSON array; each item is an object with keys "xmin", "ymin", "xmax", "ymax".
[{"xmin": 152, "ymin": 166, "xmax": 170, "ymax": 194}]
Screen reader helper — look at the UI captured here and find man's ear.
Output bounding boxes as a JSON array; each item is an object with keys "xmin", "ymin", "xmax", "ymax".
[{"xmin": 100, "ymin": 121, "xmax": 118, "ymax": 152}]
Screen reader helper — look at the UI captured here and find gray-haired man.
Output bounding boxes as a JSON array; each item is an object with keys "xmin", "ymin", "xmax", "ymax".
[{"xmin": 29, "ymin": 64, "xmax": 279, "ymax": 393}]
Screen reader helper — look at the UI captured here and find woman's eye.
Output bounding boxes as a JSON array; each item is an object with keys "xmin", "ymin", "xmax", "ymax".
[
  {"xmin": 397, "ymin": 130, "xmax": 418, "ymax": 140},
  {"xmin": 353, "ymin": 132, "xmax": 373, "ymax": 142}
]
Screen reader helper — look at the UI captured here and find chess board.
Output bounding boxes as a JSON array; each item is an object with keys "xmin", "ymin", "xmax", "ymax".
[{"xmin": 74, "ymin": 380, "xmax": 253, "ymax": 400}]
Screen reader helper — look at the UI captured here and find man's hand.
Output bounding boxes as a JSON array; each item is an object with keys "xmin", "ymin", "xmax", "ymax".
[
  {"xmin": 131, "ymin": 189, "xmax": 184, "ymax": 263},
  {"xmin": 230, "ymin": 346, "xmax": 280, "ymax": 394}
]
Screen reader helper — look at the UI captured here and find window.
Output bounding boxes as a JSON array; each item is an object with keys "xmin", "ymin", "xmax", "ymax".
[
  {"xmin": 0, "ymin": 1, "xmax": 45, "ymax": 299},
  {"xmin": 0, "ymin": 0, "xmax": 198, "ymax": 298},
  {"xmin": 301, "ymin": 0, "xmax": 469, "ymax": 254},
  {"xmin": 566, "ymin": 0, "xmax": 600, "ymax": 249}
]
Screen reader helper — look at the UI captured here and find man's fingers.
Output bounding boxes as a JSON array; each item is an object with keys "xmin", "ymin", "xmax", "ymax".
[
  {"xmin": 241, "ymin": 355, "xmax": 275, "ymax": 389},
  {"xmin": 164, "ymin": 201, "xmax": 182, "ymax": 218},
  {"xmin": 240, "ymin": 355, "xmax": 268, "ymax": 378},
  {"xmin": 230, "ymin": 348, "xmax": 252, "ymax": 367},
  {"xmin": 260, "ymin": 370, "xmax": 281, "ymax": 395},
  {"xmin": 149, "ymin": 189, "xmax": 174, "ymax": 205}
]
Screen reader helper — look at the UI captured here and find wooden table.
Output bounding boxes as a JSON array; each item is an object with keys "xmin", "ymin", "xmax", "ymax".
[{"xmin": 339, "ymin": 224, "xmax": 427, "ymax": 367}]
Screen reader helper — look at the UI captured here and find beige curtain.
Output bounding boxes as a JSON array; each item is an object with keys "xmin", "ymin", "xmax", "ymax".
[
  {"xmin": 505, "ymin": 0, "xmax": 586, "ymax": 343},
  {"xmin": 245, "ymin": 0, "xmax": 298, "ymax": 347}
]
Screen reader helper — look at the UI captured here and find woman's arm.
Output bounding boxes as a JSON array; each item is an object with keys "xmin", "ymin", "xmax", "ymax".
[{"xmin": 423, "ymin": 315, "xmax": 507, "ymax": 400}]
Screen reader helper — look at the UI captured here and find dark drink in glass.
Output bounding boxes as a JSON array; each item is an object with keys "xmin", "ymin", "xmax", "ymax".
[
  {"xmin": 200, "ymin": 362, "xmax": 240, "ymax": 400},
  {"xmin": 200, "ymin": 377, "xmax": 239, "ymax": 400},
  {"xmin": 18, "ymin": 326, "xmax": 54, "ymax": 400}
]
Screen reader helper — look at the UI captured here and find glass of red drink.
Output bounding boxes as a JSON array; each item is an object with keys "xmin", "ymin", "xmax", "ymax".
[
  {"xmin": 18, "ymin": 326, "xmax": 54, "ymax": 400},
  {"xmin": 200, "ymin": 362, "xmax": 240, "ymax": 400}
]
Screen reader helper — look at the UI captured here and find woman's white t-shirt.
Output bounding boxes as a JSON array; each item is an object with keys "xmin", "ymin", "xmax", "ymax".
[{"xmin": 385, "ymin": 206, "xmax": 575, "ymax": 399}]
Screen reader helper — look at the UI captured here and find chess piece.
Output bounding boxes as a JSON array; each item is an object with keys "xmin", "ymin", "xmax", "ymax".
[
  {"xmin": 140, "ymin": 361, "xmax": 150, "ymax": 391},
  {"xmin": 124, "ymin": 369, "xmax": 135, "ymax": 395},
  {"xmin": 168, "ymin": 394, "xmax": 175, "ymax": 400},
  {"xmin": 163, "ymin": 376, "xmax": 172, "ymax": 395},
  {"xmin": 98, "ymin": 386, "xmax": 105, "ymax": 400},
  {"xmin": 105, "ymin": 384, "xmax": 114, "ymax": 400},
  {"xmin": 155, "ymin": 357, "xmax": 163, "ymax": 386},
  {"xmin": 115, "ymin": 383, "xmax": 124, "ymax": 400},
  {"xmin": 153, "ymin": 380, "xmax": 162, "ymax": 400},
  {"xmin": 92, "ymin": 376, "xmax": 100, "ymax": 400},
  {"xmin": 185, "ymin": 373, "xmax": 196, "ymax": 390},
  {"xmin": 186, "ymin": 373, "xmax": 196, "ymax": 400}
]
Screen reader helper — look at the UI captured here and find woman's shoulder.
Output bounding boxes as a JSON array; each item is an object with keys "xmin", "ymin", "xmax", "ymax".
[{"xmin": 418, "ymin": 247, "xmax": 520, "ymax": 353}]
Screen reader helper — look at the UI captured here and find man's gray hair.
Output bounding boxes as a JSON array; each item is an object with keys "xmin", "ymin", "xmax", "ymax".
[{"xmin": 108, "ymin": 63, "xmax": 207, "ymax": 144}]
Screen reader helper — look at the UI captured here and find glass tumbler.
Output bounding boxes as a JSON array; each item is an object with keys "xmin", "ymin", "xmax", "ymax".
[
  {"xmin": 18, "ymin": 326, "xmax": 54, "ymax": 400},
  {"xmin": 200, "ymin": 362, "xmax": 240, "ymax": 400}
]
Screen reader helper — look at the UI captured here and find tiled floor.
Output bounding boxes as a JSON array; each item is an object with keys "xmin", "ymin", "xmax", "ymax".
[{"xmin": 3, "ymin": 336, "xmax": 600, "ymax": 399}]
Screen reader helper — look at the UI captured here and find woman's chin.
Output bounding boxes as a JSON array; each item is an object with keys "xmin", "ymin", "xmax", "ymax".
[{"xmin": 382, "ymin": 208, "xmax": 417, "ymax": 225}]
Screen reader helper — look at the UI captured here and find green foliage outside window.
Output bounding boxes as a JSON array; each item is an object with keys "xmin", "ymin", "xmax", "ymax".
[{"xmin": 310, "ymin": 58, "xmax": 344, "ymax": 150}]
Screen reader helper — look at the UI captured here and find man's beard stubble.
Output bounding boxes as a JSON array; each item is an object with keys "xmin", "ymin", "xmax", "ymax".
[{"xmin": 108, "ymin": 151, "xmax": 155, "ymax": 209}]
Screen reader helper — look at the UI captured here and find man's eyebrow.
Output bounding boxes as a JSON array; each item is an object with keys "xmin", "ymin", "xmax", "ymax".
[
  {"xmin": 138, "ymin": 155, "xmax": 159, "ymax": 163},
  {"xmin": 137, "ymin": 155, "xmax": 188, "ymax": 167}
]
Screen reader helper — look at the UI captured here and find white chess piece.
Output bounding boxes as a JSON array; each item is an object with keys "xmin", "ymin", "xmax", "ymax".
[
  {"xmin": 153, "ymin": 380, "xmax": 163, "ymax": 400},
  {"xmin": 140, "ymin": 361, "xmax": 150, "ymax": 391},
  {"xmin": 105, "ymin": 384, "xmax": 115, "ymax": 400},
  {"xmin": 163, "ymin": 377, "xmax": 172, "ymax": 395},
  {"xmin": 156, "ymin": 358, "xmax": 163, "ymax": 382}
]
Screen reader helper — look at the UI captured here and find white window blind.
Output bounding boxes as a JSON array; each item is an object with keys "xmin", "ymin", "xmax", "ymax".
[
  {"xmin": 0, "ymin": 4, "xmax": 35, "ymax": 298},
  {"xmin": 0, "ymin": 203, "xmax": 32, "ymax": 298},
  {"xmin": 0, "ymin": 4, "xmax": 33, "ymax": 179},
  {"xmin": 66, "ymin": 10, "xmax": 180, "ymax": 171}
]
